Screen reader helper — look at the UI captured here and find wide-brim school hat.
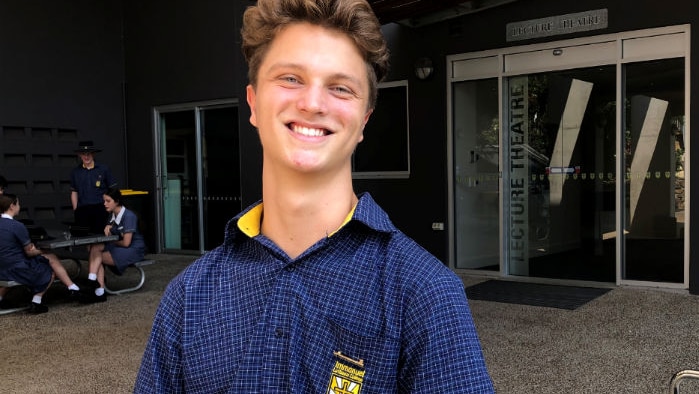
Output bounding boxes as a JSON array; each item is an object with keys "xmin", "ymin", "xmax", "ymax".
[{"xmin": 75, "ymin": 140, "xmax": 102, "ymax": 153}]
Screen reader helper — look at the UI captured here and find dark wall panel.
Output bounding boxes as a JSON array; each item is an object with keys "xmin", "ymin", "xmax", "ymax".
[
  {"xmin": 123, "ymin": 0, "xmax": 259, "ymax": 192},
  {"xmin": 122, "ymin": 0, "xmax": 261, "ymax": 245},
  {"xmin": 4, "ymin": 0, "xmax": 689, "ymax": 289},
  {"xmin": 0, "ymin": 1, "xmax": 125, "ymax": 230}
]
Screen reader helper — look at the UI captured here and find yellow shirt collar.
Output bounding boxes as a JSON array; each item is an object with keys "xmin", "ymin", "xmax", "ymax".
[{"xmin": 238, "ymin": 202, "xmax": 356, "ymax": 238}]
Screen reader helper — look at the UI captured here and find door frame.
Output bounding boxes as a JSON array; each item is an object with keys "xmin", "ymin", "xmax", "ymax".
[
  {"xmin": 447, "ymin": 24, "xmax": 690, "ymax": 289},
  {"xmin": 152, "ymin": 98, "xmax": 239, "ymax": 254}
]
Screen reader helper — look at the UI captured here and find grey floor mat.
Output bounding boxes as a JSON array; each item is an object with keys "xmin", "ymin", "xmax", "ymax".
[{"xmin": 465, "ymin": 280, "xmax": 611, "ymax": 310}]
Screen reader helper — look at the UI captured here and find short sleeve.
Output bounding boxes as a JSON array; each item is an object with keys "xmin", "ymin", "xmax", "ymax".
[{"xmin": 121, "ymin": 209, "xmax": 139, "ymax": 233}]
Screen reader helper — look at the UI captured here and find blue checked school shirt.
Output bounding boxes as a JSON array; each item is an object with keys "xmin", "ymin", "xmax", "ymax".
[{"xmin": 135, "ymin": 193, "xmax": 494, "ymax": 393}]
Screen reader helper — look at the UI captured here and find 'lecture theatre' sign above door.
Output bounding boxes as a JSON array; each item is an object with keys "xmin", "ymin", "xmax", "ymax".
[{"xmin": 507, "ymin": 9, "xmax": 608, "ymax": 42}]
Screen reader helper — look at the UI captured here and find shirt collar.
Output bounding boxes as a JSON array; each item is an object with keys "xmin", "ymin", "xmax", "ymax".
[
  {"xmin": 112, "ymin": 207, "xmax": 125, "ymax": 225},
  {"xmin": 1, "ymin": 213, "xmax": 12, "ymax": 219},
  {"xmin": 231, "ymin": 192, "xmax": 394, "ymax": 241},
  {"xmin": 237, "ymin": 202, "xmax": 356, "ymax": 238},
  {"xmin": 237, "ymin": 203, "xmax": 264, "ymax": 237}
]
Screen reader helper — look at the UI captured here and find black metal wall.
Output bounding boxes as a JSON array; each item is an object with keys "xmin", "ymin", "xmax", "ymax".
[
  {"xmin": 0, "ymin": 1, "xmax": 125, "ymax": 230},
  {"xmin": 1, "ymin": 0, "xmax": 697, "ymax": 292}
]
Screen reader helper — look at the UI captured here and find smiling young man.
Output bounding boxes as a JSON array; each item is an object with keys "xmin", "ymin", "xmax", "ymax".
[{"xmin": 135, "ymin": 0, "xmax": 494, "ymax": 392}]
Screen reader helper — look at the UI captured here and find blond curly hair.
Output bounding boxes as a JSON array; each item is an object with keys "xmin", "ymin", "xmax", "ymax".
[{"xmin": 241, "ymin": 0, "xmax": 390, "ymax": 109}]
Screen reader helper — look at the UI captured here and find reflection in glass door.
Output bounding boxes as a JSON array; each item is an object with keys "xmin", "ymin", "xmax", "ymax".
[
  {"xmin": 623, "ymin": 58, "xmax": 685, "ymax": 283},
  {"xmin": 156, "ymin": 101, "xmax": 241, "ymax": 253},
  {"xmin": 452, "ymin": 78, "xmax": 500, "ymax": 270},
  {"xmin": 160, "ymin": 110, "xmax": 199, "ymax": 251},
  {"xmin": 450, "ymin": 26, "xmax": 688, "ymax": 288},
  {"xmin": 505, "ymin": 67, "xmax": 616, "ymax": 281},
  {"xmin": 201, "ymin": 106, "xmax": 241, "ymax": 250}
]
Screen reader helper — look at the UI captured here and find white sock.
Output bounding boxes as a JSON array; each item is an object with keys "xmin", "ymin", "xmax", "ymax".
[
  {"xmin": 68, "ymin": 284, "xmax": 80, "ymax": 291},
  {"xmin": 32, "ymin": 295, "xmax": 42, "ymax": 304},
  {"xmin": 95, "ymin": 288, "xmax": 105, "ymax": 296},
  {"xmin": 88, "ymin": 273, "xmax": 97, "ymax": 281}
]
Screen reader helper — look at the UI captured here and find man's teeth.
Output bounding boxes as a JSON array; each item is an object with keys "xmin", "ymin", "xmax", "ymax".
[{"xmin": 293, "ymin": 125, "xmax": 325, "ymax": 137}]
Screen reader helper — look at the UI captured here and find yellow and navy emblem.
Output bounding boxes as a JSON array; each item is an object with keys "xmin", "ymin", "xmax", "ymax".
[{"xmin": 326, "ymin": 351, "xmax": 365, "ymax": 394}]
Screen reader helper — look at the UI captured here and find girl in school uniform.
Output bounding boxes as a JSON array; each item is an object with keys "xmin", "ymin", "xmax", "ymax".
[
  {"xmin": 0, "ymin": 194, "xmax": 82, "ymax": 313},
  {"xmin": 83, "ymin": 187, "xmax": 146, "ymax": 303}
]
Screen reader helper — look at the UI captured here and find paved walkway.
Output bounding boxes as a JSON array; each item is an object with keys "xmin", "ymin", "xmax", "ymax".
[
  {"xmin": 460, "ymin": 275, "xmax": 699, "ymax": 393},
  {"xmin": 2, "ymin": 253, "xmax": 695, "ymax": 393}
]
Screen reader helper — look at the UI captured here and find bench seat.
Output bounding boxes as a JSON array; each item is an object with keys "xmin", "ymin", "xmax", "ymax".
[
  {"xmin": 2, "ymin": 257, "xmax": 156, "ymax": 313},
  {"xmin": 0, "ymin": 280, "xmax": 30, "ymax": 315},
  {"xmin": 104, "ymin": 259, "xmax": 156, "ymax": 295},
  {"xmin": 54, "ymin": 249, "xmax": 155, "ymax": 295}
]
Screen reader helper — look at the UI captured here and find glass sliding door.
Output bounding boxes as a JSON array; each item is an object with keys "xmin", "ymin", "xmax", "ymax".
[
  {"xmin": 449, "ymin": 25, "xmax": 688, "ymax": 288},
  {"xmin": 200, "ymin": 106, "xmax": 241, "ymax": 250},
  {"xmin": 160, "ymin": 110, "xmax": 200, "ymax": 251},
  {"xmin": 452, "ymin": 78, "xmax": 500, "ymax": 270},
  {"xmin": 155, "ymin": 100, "xmax": 240, "ymax": 254},
  {"xmin": 504, "ymin": 67, "xmax": 616, "ymax": 281},
  {"xmin": 622, "ymin": 58, "xmax": 685, "ymax": 283}
]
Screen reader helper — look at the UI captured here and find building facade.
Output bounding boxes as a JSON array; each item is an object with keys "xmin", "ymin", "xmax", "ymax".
[{"xmin": 0, "ymin": 0, "xmax": 696, "ymax": 292}]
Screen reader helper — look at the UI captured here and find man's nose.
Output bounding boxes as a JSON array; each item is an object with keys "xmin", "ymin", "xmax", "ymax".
[{"xmin": 297, "ymin": 85, "xmax": 327, "ymax": 114}]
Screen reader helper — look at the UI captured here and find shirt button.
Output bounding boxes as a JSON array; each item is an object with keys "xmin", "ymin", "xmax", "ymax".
[
  {"xmin": 286, "ymin": 266, "xmax": 295, "ymax": 272},
  {"xmin": 275, "ymin": 328, "xmax": 284, "ymax": 338}
]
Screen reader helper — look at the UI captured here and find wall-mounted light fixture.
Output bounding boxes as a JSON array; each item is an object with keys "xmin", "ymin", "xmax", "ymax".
[{"xmin": 414, "ymin": 57, "xmax": 434, "ymax": 80}]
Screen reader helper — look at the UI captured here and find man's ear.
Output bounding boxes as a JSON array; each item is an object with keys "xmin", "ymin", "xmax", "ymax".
[
  {"xmin": 358, "ymin": 108, "xmax": 374, "ymax": 143},
  {"xmin": 246, "ymin": 84, "xmax": 258, "ymax": 127},
  {"xmin": 363, "ymin": 108, "xmax": 373, "ymax": 125}
]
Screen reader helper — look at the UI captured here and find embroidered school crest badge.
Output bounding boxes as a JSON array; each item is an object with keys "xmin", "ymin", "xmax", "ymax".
[{"xmin": 326, "ymin": 351, "xmax": 365, "ymax": 394}]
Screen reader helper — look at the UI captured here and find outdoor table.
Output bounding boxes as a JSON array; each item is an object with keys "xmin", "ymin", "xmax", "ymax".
[
  {"xmin": 37, "ymin": 234, "xmax": 120, "ymax": 250},
  {"xmin": 36, "ymin": 234, "xmax": 153, "ymax": 295},
  {"xmin": 37, "ymin": 234, "xmax": 120, "ymax": 279}
]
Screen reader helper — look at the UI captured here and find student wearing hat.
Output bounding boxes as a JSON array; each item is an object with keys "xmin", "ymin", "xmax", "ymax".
[{"xmin": 70, "ymin": 141, "xmax": 117, "ymax": 235}]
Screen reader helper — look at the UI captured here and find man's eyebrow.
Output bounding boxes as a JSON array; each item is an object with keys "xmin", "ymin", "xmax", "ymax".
[
  {"xmin": 267, "ymin": 63, "xmax": 364, "ymax": 86},
  {"xmin": 330, "ymin": 72, "xmax": 364, "ymax": 88},
  {"xmin": 267, "ymin": 62, "xmax": 302, "ymax": 73}
]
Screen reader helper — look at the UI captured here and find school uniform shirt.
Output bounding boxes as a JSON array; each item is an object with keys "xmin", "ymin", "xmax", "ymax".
[
  {"xmin": 0, "ymin": 214, "xmax": 53, "ymax": 293},
  {"xmin": 70, "ymin": 162, "xmax": 117, "ymax": 206},
  {"xmin": 135, "ymin": 193, "xmax": 494, "ymax": 393},
  {"xmin": 104, "ymin": 207, "xmax": 146, "ymax": 273}
]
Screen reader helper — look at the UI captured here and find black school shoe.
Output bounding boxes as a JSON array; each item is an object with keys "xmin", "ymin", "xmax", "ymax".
[
  {"xmin": 28, "ymin": 302, "xmax": 48, "ymax": 314},
  {"xmin": 67, "ymin": 289, "xmax": 84, "ymax": 302},
  {"xmin": 80, "ymin": 279, "xmax": 100, "ymax": 289},
  {"xmin": 80, "ymin": 292, "xmax": 107, "ymax": 304}
]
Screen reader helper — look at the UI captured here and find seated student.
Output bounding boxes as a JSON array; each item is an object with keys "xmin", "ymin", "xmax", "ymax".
[
  {"xmin": 0, "ymin": 194, "xmax": 82, "ymax": 314},
  {"xmin": 82, "ymin": 187, "xmax": 146, "ymax": 303}
]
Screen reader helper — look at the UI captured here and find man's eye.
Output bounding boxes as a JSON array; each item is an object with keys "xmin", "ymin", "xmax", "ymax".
[{"xmin": 332, "ymin": 86, "xmax": 352, "ymax": 95}]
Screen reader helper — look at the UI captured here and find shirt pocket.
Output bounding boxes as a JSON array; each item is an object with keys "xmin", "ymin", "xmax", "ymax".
[{"xmin": 298, "ymin": 317, "xmax": 400, "ymax": 393}]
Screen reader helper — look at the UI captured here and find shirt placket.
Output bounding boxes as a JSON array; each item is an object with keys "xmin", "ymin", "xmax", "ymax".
[{"xmin": 260, "ymin": 261, "xmax": 297, "ymax": 391}]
